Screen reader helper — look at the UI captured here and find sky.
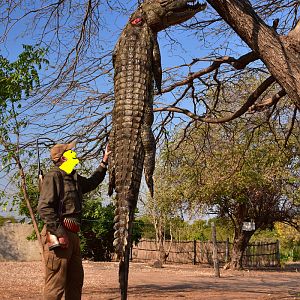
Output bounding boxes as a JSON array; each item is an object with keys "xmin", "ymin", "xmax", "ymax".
[
  {"xmin": 0, "ymin": 0, "xmax": 293, "ymax": 220},
  {"xmin": 0, "ymin": 1, "xmax": 253, "ymax": 220}
]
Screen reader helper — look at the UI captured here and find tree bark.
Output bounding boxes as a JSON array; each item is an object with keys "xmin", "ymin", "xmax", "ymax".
[
  {"xmin": 230, "ymin": 229, "xmax": 253, "ymax": 270},
  {"xmin": 211, "ymin": 222, "xmax": 220, "ymax": 277},
  {"xmin": 17, "ymin": 160, "xmax": 44, "ymax": 262},
  {"xmin": 154, "ymin": 216, "xmax": 166, "ymax": 265},
  {"xmin": 207, "ymin": 0, "xmax": 300, "ymax": 108}
]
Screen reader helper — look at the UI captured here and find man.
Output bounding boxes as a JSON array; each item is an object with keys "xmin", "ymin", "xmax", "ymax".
[{"xmin": 37, "ymin": 141, "xmax": 110, "ymax": 300}]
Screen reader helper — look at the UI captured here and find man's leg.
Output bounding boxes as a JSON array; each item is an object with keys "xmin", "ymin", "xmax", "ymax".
[
  {"xmin": 65, "ymin": 232, "xmax": 84, "ymax": 300},
  {"xmin": 41, "ymin": 227, "xmax": 71, "ymax": 300}
]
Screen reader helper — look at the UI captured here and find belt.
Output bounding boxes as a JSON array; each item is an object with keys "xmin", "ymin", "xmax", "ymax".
[{"xmin": 62, "ymin": 217, "xmax": 80, "ymax": 233}]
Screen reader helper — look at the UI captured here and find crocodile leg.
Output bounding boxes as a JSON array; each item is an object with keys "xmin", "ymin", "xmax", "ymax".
[
  {"xmin": 108, "ymin": 125, "xmax": 116, "ymax": 196},
  {"xmin": 141, "ymin": 90, "xmax": 156, "ymax": 197}
]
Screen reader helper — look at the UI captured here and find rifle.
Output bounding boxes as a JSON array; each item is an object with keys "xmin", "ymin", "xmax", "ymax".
[{"xmin": 36, "ymin": 139, "xmax": 44, "ymax": 192}]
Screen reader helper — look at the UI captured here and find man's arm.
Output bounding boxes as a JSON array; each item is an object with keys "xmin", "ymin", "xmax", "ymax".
[
  {"xmin": 80, "ymin": 143, "xmax": 111, "ymax": 194},
  {"xmin": 37, "ymin": 172, "xmax": 66, "ymax": 237},
  {"xmin": 79, "ymin": 165, "xmax": 107, "ymax": 194}
]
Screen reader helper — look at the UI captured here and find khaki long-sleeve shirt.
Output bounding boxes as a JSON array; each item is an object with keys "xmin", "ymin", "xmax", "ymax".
[{"xmin": 37, "ymin": 165, "xmax": 107, "ymax": 237}]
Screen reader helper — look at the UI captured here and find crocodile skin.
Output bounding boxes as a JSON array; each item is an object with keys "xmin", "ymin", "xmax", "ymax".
[{"xmin": 108, "ymin": 1, "xmax": 206, "ymax": 299}]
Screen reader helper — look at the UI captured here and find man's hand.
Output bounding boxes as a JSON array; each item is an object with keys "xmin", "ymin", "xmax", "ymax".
[
  {"xmin": 59, "ymin": 235, "xmax": 69, "ymax": 249},
  {"xmin": 102, "ymin": 143, "xmax": 111, "ymax": 164}
]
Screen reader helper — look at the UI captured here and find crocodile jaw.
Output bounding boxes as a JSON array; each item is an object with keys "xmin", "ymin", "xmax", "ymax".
[{"xmin": 140, "ymin": 0, "xmax": 207, "ymax": 32}]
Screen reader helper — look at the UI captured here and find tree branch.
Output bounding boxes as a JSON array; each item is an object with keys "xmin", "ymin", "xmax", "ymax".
[
  {"xmin": 249, "ymin": 89, "xmax": 287, "ymax": 112},
  {"xmin": 154, "ymin": 76, "xmax": 276, "ymax": 123},
  {"xmin": 206, "ymin": 0, "xmax": 300, "ymax": 107},
  {"xmin": 159, "ymin": 52, "xmax": 260, "ymax": 94}
]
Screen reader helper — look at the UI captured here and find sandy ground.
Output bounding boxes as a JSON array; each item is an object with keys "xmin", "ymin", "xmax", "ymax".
[{"xmin": 0, "ymin": 261, "xmax": 299, "ymax": 299}]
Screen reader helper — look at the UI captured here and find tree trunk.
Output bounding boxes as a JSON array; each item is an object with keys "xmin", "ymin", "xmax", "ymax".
[
  {"xmin": 17, "ymin": 160, "xmax": 44, "ymax": 262},
  {"xmin": 207, "ymin": 0, "xmax": 300, "ymax": 108},
  {"xmin": 211, "ymin": 222, "xmax": 220, "ymax": 277},
  {"xmin": 230, "ymin": 229, "xmax": 253, "ymax": 270},
  {"xmin": 154, "ymin": 216, "xmax": 166, "ymax": 265}
]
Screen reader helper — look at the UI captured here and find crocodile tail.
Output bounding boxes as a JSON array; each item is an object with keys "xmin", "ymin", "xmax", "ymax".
[
  {"xmin": 119, "ymin": 255, "xmax": 130, "ymax": 300},
  {"xmin": 114, "ymin": 202, "xmax": 135, "ymax": 300},
  {"xmin": 113, "ymin": 199, "xmax": 130, "ymax": 258}
]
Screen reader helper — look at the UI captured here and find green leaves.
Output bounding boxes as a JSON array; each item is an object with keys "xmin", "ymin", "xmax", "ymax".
[
  {"xmin": 0, "ymin": 45, "xmax": 47, "ymax": 178},
  {"xmin": 82, "ymin": 200, "xmax": 114, "ymax": 238},
  {"xmin": 0, "ymin": 44, "xmax": 48, "ymax": 108}
]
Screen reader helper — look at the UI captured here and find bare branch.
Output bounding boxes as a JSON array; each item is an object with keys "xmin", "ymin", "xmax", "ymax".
[
  {"xmin": 249, "ymin": 89, "xmax": 287, "ymax": 112},
  {"xmin": 284, "ymin": 106, "xmax": 298, "ymax": 147},
  {"xmin": 159, "ymin": 53, "xmax": 260, "ymax": 95},
  {"xmin": 155, "ymin": 76, "xmax": 276, "ymax": 123}
]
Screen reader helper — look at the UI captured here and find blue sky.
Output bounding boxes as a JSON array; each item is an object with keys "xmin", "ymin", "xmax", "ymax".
[
  {"xmin": 1, "ymin": 1, "xmax": 292, "ymax": 219},
  {"xmin": 0, "ymin": 1, "xmax": 250, "ymax": 218}
]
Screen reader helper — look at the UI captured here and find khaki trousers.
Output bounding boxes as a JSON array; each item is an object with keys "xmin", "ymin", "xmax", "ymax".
[{"xmin": 41, "ymin": 226, "xmax": 84, "ymax": 300}]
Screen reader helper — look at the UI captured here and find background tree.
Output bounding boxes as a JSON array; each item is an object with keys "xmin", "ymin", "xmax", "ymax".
[
  {"xmin": 157, "ymin": 114, "xmax": 299, "ymax": 269},
  {"xmin": 80, "ymin": 200, "xmax": 115, "ymax": 261},
  {"xmin": 142, "ymin": 161, "xmax": 191, "ymax": 264},
  {"xmin": 0, "ymin": 45, "xmax": 48, "ymax": 252},
  {"xmin": 80, "ymin": 198, "xmax": 144, "ymax": 261},
  {"xmin": 274, "ymin": 221, "xmax": 300, "ymax": 261}
]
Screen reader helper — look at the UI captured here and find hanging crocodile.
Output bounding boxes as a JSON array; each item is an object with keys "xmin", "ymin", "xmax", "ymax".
[{"xmin": 108, "ymin": 1, "xmax": 206, "ymax": 299}]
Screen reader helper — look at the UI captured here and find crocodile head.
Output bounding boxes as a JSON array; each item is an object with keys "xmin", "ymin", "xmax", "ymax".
[{"xmin": 130, "ymin": 0, "xmax": 206, "ymax": 32}]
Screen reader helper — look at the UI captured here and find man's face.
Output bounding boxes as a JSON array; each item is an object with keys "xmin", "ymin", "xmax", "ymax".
[{"xmin": 61, "ymin": 150, "xmax": 79, "ymax": 171}]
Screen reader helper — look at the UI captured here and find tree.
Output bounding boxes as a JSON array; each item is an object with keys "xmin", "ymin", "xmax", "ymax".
[
  {"xmin": 0, "ymin": 45, "xmax": 47, "ymax": 107},
  {"xmin": 0, "ymin": 45, "xmax": 48, "ymax": 253},
  {"xmin": 80, "ymin": 200, "xmax": 115, "ymax": 261},
  {"xmin": 0, "ymin": 1, "xmax": 298, "ymax": 155},
  {"xmin": 157, "ymin": 115, "xmax": 299, "ymax": 269},
  {"xmin": 275, "ymin": 221, "xmax": 300, "ymax": 261},
  {"xmin": 142, "ymin": 162, "xmax": 188, "ymax": 264},
  {"xmin": 80, "ymin": 200, "xmax": 144, "ymax": 261},
  {"xmin": 207, "ymin": 0, "xmax": 300, "ymax": 109}
]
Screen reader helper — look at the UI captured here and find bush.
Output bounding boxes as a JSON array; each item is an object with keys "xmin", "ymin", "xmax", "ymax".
[
  {"xmin": 80, "ymin": 200, "xmax": 144, "ymax": 261},
  {"xmin": 0, "ymin": 216, "xmax": 17, "ymax": 226}
]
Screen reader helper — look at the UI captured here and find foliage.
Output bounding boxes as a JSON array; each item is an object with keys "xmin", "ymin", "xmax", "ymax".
[
  {"xmin": 138, "ymin": 215, "xmax": 234, "ymax": 242},
  {"xmin": 275, "ymin": 222, "xmax": 300, "ymax": 261},
  {"xmin": 154, "ymin": 105, "xmax": 300, "ymax": 268},
  {"xmin": 132, "ymin": 217, "xmax": 145, "ymax": 246},
  {"xmin": 0, "ymin": 215, "xmax": 17, "ymax": 226},
  {"xmin": 159, "ymin": 117, "xmax": 300, "ymax": 226},
  {"xmin": 136, "ymin": 215, "xmax": 156, "ymax": 239},
  {"xmin": 80, "ymin": 199, "xmax": 144, "ymax": 261},
  {"xmin": 187, "ymin": 218, "xmax": 234, "ymax": 242},
  {"xmin": 0, "ymin": 45, "xmax": 48, "ymax": 175},
  {"xmin": 0, "ymin": 44, "xmax": 48, "ymax": 108},
  {"xmin": 79, "ymin": 200, "xmax": 115, "ymax": 261}
]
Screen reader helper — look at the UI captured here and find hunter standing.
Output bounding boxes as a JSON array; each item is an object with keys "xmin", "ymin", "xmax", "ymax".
[{"xmin": 37, "ymin": 141, "xmax": 110, "ymax": 300}]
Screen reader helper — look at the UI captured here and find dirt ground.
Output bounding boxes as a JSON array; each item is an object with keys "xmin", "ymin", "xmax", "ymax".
[{"xmin": 0, "ymin": 261, "xmax": 299, "ymax": 300}]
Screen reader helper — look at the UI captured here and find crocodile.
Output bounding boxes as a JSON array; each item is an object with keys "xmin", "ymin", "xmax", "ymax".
[{"xmin": 108, "ymin": 1, "xmax": 206, "ymax": 299}]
